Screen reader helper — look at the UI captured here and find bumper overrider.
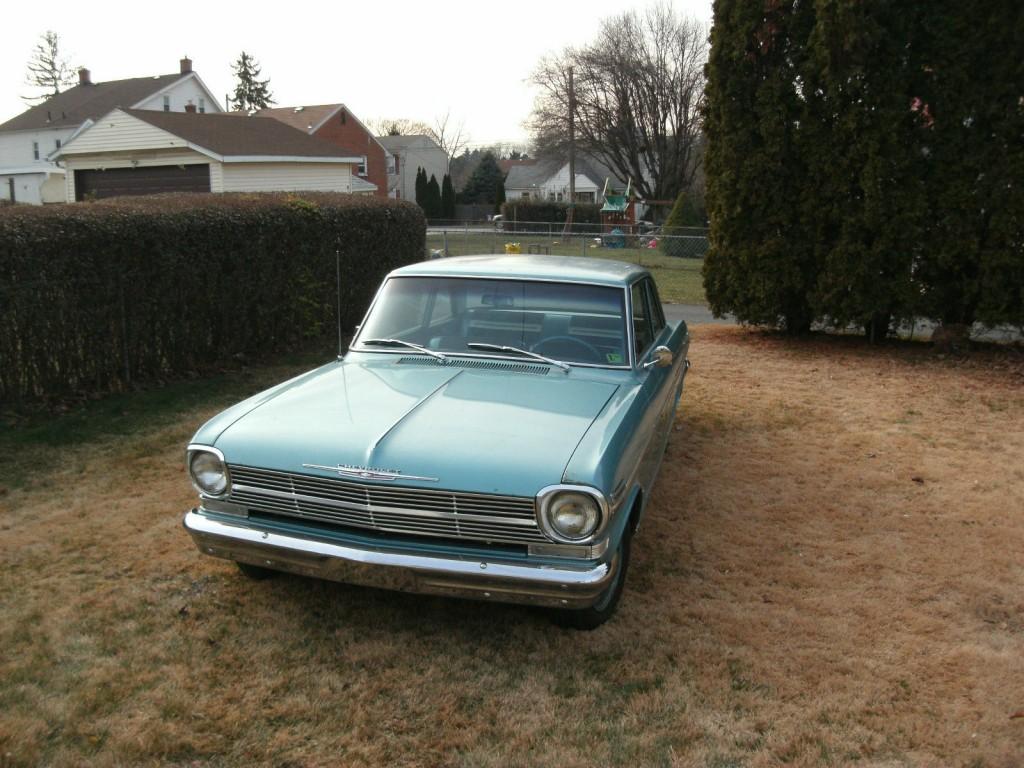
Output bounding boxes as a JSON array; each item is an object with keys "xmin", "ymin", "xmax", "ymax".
[{"xmin": 183, "ymin": 509, "xmax": 619, "ymax": 609}]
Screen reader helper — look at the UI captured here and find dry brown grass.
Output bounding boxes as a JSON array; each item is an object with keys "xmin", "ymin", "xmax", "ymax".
[{"xmin": 2, "ymin": 327, "xmax": 1023, "ymax": 767}]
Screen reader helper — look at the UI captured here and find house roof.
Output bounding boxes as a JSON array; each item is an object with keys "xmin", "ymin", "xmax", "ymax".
[
  {"xmin": 504, "ymin": 163, "xmax": 553, "ymax": 189},
  {"xmin": 504, "ymin": 155, "xmax": 629, "ymax": 194},
  {"xmin": 351, "ymin": 176, "xmax": 379, "ymax": 193},
  {"xmin": 121, "ymin": 109, "xmax": 362, "ymax": 160},
  {"xmin": 256, "ymin": 103, "xmax": 389, "ymax": 156},
  {"xmin": 376, "ymin": 134, "xmax": 442, "ymax": 153},
  {"xmin": 0, "ymin": 74, "xmax": 183, "ymax": 133},
  {"xmin": 256, "ymin": 104, "xmax": 341, "ymax": 133}
]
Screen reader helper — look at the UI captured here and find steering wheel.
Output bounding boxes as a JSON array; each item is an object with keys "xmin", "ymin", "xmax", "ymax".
[{"xmin": 531, "ymin": 335, "xmax": 603, "ymax": 363}]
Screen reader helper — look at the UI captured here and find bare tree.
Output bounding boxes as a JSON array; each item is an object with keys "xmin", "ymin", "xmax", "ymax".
[
  {"xmin": 431, "ymin": 110, "xmax": 470, "ymax": 165},
  {"xmin": 23, "ymin": 30, "xmax": 75, "ymax": 104},
  {"xmin": 368, "ymin": 112, "xmax": 470, "ymax": 166},
  {"xmin": 366, "ymin": 117, "xmax": 434, "ymax": 137},
  {"xmin": 528, "ymin": 4, "xmax": 707, "ymax": 202}
]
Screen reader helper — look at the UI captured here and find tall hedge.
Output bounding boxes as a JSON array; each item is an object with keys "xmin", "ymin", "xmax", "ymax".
[
  {"xmin": 499, "ymin": 201, "xmax": 603, "ymax": 233},
  {"xmin": 0, "ymin": 192, "xmax": 425, "ymax": 402},
  {"xmin": 703, "ymin": 0, "xmax": 1023, "ymax": 337}
]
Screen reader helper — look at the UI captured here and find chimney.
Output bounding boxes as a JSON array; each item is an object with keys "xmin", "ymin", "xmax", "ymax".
[
  {"xmin": 180, "ymin": 56, "xmax": 192, "ymax": 74},
  {"xmin": 184, "ymin": 100, "xmax": 197, "ymax": 114},
  {"xmin": 78, "ymin": 67, "xmax": 91, "ymax": 86}
]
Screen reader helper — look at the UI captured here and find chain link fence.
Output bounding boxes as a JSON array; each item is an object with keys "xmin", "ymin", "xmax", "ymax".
[{"xmin": 424, "ymin": 221, "xmax": 709, "ymax": 262}]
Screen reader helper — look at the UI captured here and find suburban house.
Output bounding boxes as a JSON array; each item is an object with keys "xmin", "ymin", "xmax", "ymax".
[
  {"xmin": 255, "ymin": 104, "xmax": 387, "ymax": 197},
  {"xmin": 376, "ymin": 134, "xmax": 447, "ymax": 201},
  {"xmin": 0, "ymin": 58, "xmax": 222, "ymax": 204},
  {"xmin": 55, "ymin": 108, "xmax": 363, "ymax": 200},
  {"xmin": 504, "ymin": 156, "xmax": 624, "ymax": 204}
]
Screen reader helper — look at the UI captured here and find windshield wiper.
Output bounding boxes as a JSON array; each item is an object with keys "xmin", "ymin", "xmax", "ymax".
[
  {"xmin": 361, "ymin": 338, "xmax": 447, "ymax": 362},
  {"xmin": 466, "ymin": 342, "xmax": 570, "ymax": 372}
]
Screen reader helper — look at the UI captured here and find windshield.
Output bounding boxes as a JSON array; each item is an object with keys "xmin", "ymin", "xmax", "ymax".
[{"xmin": 355, "ymin": 276, "xmax": 629, "ymax": 367}]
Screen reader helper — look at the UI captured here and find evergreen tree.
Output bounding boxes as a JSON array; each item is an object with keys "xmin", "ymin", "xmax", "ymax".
[
  {"xmin": 461, "ymin": 152, "xmax": 504, "ymax": 205},
  {"xmin": 414, "ymin": 167, "xmax": 427, "ymax": 209},
  {"xmin": 661, "ymin": 189, "xmax": 705, "ymax": 257},
  {"xmin": 230, "ymin": 52, "xmax": 274, "ymax": 111},
  {"xmin": 441, "ymin": 174, "xmax": 456, "ymax": 220},
  {"xmin": 702, "ymin": 0, "xmax": 817, "ymax": 333},
  {"xmin": 424, "ymin": 174, "xmax": 442, "ymax": 220},
  {"xmin": 494, "ymin": 180, "xmax": 506, "ymax": 214},
  {"xmin": 702, "ymin": 0, "xmax": 1023, "ymax": 337},
  {"xmin": 23, "ymin": 31, "xmax": 75, "ymax": 104}
]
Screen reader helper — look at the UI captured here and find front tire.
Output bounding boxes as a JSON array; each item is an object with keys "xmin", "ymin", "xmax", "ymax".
[
  {"xmin": 552, "ymin": 526, "xmax": 632, "ymax": 630},
  {"xmin": 235, "ymin": 561, "xmax": 278, "ymax": 580}
]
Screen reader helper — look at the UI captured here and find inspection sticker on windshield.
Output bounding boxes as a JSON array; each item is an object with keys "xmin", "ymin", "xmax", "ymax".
[{"xmin": 606, "ymin": 352, "xmax": 623, "ymax": 364}]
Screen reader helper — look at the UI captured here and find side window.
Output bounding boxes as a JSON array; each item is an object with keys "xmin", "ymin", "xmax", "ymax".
[
  {"xmin": 645, "ymin": 279, "xmax": 666, "ymax": 334},
  {"xmin": 631, "ymin": 283, "xmax": 654, "ymax": 357}
]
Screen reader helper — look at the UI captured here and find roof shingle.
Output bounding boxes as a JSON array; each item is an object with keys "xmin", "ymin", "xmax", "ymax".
[
  {"xmin": 122, "ymin": 109, "xmax": 362, "ymax": 159},
  {"xmin": 0, "ymin": 74, "xmax": 182, "ymax": 132}
]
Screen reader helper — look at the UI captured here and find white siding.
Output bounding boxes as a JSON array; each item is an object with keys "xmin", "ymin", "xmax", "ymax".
[
  {"xmin": 0, "ymin": 126, "xmax": 76, "ymax": 167},
  {"xmin": 391, "ymin": 139, "xmax": 447, "ymax": 201},
  {"xmin": 133, "ymin": 75, "xmax": 224, "ymax": 114},
  {"xmin": 540, "ymin": 163, "xmax": 601, "ymax": 201},
  {"xmin": 61, "ymin": 110, "xmax": 191, "ymax": 156},
  {"xmin": 1, "ymin": 171, "xmax": 47, "ymax": 204},
  {"xmin": 64, "ymin": 149, "xmax": 211, "ymax": 201},
  {"xmin": 220, "ymin": 163, "xmax": 353, "ymax": 193}
]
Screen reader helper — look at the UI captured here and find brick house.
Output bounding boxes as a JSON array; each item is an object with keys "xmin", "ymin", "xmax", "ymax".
[{"xmin": 257, "ymin": 104, "xmax": 387, "ymax": 197}]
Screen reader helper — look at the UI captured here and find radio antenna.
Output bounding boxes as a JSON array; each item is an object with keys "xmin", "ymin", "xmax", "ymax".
[{"xmin": 336, "ymin": 248, "xmax": 343, "ymax": 359}]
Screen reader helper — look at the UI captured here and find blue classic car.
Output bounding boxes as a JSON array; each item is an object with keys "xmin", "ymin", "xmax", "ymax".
[{"xmin": 183, "ymin": 255, "xmax": 689, "ymax": 628}]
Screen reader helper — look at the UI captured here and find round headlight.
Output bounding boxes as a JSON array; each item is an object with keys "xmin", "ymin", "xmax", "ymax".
[
  {"xmin": 189, "ymin": 450, "xmax": 228, "ymax": 496},
  {"xmin": 547, "ymin": 491, "xmax": 601, "ymax": 541}
]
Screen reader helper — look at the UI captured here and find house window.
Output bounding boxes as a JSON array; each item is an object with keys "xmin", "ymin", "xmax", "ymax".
[
  {"xmin": 163, "ymin": 95, "xmax": 170, "ymax": 112},
  {"xmin": 521, "ymin": 191, "xmax": 530, "ymax": 199},
  {"xmin": 357, "ymin": 156, "xmax": 368, "ymax": 176},
  {"xmin": 548, "ymin": 192, "xmax": 556, "ymax": 201},
  {"xmin": 32, "ymin": 141, "xmax": 39, "ymax": 160},
  {"xmin": 556, "ymin": 192, "xmax": 564, "ymax": 202},
  {"xmin": 386, "ymin": 155, "xmax": 396, "ymax": 174},
  {"xmin": 198, "ymin": 98, "xmax": 205, "ymax": 114},
  {"xmin": 55, "ymin": 138, "xmax": 61, "ymax": 150}
]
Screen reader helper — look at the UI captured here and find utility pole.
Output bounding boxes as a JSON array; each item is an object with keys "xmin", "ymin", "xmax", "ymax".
[{"xmin": 564, "ymin": 66, "xmax": 576, "ymax": 236}]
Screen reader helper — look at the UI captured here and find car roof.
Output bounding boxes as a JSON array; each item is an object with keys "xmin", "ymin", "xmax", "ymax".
[{"xmin": 390, "ymin": 255, "xmax": 648, "ymax": 287}]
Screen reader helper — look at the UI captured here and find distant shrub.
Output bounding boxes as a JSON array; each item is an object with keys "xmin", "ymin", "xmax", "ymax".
[
  {"xmin": 0, "ymin": 192, "xmax": 425, "ymax": 402},
  {"xmin": 499, "ymin": 201, "xmax": 603, "ymax": 233}
]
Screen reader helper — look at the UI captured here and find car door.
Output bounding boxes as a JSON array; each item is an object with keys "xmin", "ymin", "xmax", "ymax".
[{"xmin": 631, "ymin": 279, "xmax": 675, "ymax": 491}]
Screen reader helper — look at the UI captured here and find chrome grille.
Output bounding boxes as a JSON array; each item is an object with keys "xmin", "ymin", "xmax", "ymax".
[{"xmin": 226, "ymin": 465, "xmax": 546, "ymax": 546}]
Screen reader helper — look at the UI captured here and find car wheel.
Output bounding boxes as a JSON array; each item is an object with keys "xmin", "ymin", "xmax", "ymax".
[
  {"xmin": 235, "ymin": 561, "xmax": 278, "ymax": 580},
  {"xmin": 552, "ymin": 525, "xmax": 632, "ymax": 631}
]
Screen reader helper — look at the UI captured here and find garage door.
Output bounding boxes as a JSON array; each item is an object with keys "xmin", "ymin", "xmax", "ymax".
[{"xmin": 74, "ymin": 164, "xmax": 210, "ymax": 201}]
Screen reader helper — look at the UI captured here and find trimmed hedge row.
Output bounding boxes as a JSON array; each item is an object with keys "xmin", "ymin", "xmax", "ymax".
[
  {"xmin": 0, "ymin": 193, "xmax": 425, "ymax": 402},
  {"xmin": 499, "ymin": 201, "xmax": 603, "ymax": 233}
]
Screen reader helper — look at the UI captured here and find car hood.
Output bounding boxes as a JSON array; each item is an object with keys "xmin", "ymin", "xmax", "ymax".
[{"xmin": 213, "ymin": 359, "xmax": 619, "ymax": 498}]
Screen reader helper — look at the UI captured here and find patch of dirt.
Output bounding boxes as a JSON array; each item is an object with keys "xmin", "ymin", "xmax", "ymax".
[{"xmin": 1, "ymin": 326, "xmax": 1022, "ymax": 767}]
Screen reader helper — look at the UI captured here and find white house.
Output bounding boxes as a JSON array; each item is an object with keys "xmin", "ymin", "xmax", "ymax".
[
  {"xmin": 503, "ymin": 156, "xmax": 648, "ymax": 219},
  {"xmin": 0, "ymin": 58, "xmax": 222, "ymax": 205},
  {"xmin": 55, "ymin": 108, "xmax": 362, "ymax": 200},
  {"xmin": 376, "ymin": 134, "xmax": 448, "ymax": 201}
]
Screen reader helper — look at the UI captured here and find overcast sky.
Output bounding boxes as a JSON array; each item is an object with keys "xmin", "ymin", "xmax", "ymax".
[{"xmin": 3, "ymin": 0, "xmax": 712, "ymax": 147}]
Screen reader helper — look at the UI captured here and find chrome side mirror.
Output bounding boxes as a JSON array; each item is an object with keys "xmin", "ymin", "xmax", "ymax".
[{"xmin": 642, "ymin": 345, "xmax": 673, "ymax": 370}]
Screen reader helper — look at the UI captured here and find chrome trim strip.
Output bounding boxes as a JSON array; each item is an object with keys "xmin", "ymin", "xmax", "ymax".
[
  {"xmin": 300, "ymin": 464, "xmax": 439, "ymax": 483},
  {"xmin": 185, "ymin": 444, "xmax": 231, "ymax": 499},
  {"xmin": 367, "ymin": 370, "xmax": 462, "ymax": 456},
  {"xmin": 535, "ymin": 484, "xmax": 611, "ymax": 544},
  {"xmin": 184, "ymin": 510, "xmax": 618, "ymax": 609},
  {"xmin": 350, "ymin": 274, "xmax": 637, "ymax": 371},
  {"xmin": 230, "ymin": 483, "xmax": 538, "ymax": 527}
]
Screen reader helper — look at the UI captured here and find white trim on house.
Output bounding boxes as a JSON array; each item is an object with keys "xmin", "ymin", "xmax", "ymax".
[
  {"xmin": 220, "ymin": 154, "xmax": 361, "ymax": 164},
  {"xmin": 129, "ymin": 72, "xmax": 223, "ymax": 114}
]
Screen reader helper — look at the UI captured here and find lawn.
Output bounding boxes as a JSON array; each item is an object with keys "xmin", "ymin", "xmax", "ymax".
[
  {"xmin": 425, "ymin": 232, "xmax": 707, "ymax": 305},
  {"xmin": 2, "ymin": 328, "xmax": 1023, "ymax": 766}
]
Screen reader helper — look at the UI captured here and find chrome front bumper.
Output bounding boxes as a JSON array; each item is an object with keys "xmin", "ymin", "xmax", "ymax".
[{"xmin": 183, "ymin": 510, "xmax": 618, "ymax": 609}]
